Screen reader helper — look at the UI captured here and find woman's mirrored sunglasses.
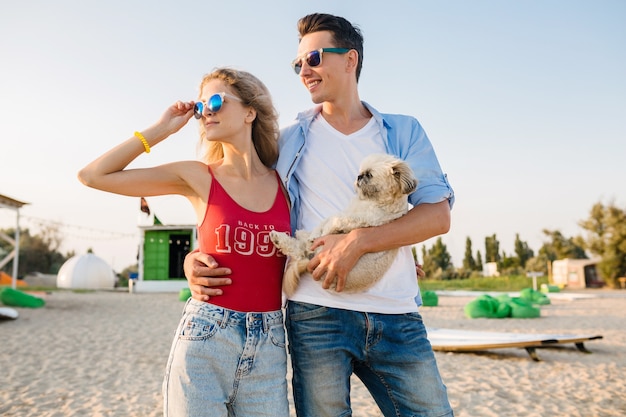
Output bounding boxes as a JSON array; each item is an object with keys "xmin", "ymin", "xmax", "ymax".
[
  {"xmin": 193, "ymin": 92, "xmax": 243, "ymax": 119},
  {"xmin": 291, "ymin": 48, "xmax": 350, "ymax": 75}
]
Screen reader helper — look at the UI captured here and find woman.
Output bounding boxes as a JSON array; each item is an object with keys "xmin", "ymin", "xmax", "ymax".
[{"xmin": 78, "ymin": 68, "xmax": 290, "ymax": 417}]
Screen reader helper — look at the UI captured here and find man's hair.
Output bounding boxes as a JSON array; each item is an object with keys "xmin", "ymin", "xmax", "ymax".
[{"xmin": 297, "ymin": 13, "xmax": 364, "ymax": 82}]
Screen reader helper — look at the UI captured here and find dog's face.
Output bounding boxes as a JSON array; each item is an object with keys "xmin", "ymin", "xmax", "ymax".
[{"xmin": 355, "ymin": 154, "xmax": 417, "ymax": 204}]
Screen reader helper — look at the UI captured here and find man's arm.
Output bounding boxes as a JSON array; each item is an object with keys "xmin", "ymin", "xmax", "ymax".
[
  {"xmin": 183, "ymin": 251, "xmax": 232, "ymax": 302},
  {"xmin": 308, "ymin": 200, "xmax": 450, "ymax": 291}
]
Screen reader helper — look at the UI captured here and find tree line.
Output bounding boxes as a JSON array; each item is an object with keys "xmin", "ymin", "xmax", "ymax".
[
  {"xmin": 419, "ymin": 201, "xmax": 626, "ymax": 288},
  {"xmin": 0, "ymin": 224, "xmax": 73, "ymax": 279}
]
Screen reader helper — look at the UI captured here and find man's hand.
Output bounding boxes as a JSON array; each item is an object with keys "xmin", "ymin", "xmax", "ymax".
[
  {"xmin": 183, "ymin": 251, "xmax": 232, "ymax": 302},
  {"xmin": 306, "ymin": 231, "xmax": 427, "ymax": 292},
  {"xmin": 307, "ymin": 231, "xmax": 363, "ymax": 292},
  {"xmin": 415, "ymin": 263, "xmax": 426, "ymax": 278}
]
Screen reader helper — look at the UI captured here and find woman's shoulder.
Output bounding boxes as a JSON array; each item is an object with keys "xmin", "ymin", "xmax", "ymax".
[
  {"xmin": 175, "ymin": 160, "xmax": 210, "ymax": 172},
  {"xmin": 173, "ymin": 160, "xmax": 211, "ymax": 189}
]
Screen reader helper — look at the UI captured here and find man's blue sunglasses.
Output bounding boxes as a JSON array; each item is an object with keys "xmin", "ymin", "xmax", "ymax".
[{"xmin": 291, "ymin": 48, "xmax": 350, "ymax": 75}]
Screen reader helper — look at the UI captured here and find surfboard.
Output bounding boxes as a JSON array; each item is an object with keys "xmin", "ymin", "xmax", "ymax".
[
  {"xmin": 0, "ymin": 307, "xmax": 19, "ymax": 320},
  {"xmin": 426, "ymin": 327, "xmax": 603, "ymax": 361}
]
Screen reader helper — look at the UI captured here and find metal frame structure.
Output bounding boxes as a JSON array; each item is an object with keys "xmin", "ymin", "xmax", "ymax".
[{"xmin": 0, "ymin": 194, "xmax": 28, "ymax": 289}]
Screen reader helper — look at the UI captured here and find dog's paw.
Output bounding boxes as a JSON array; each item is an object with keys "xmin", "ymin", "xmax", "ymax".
[
  {"xmin": 269, "ymin": 230, "xmax": 287, "ymax": 245},
  {"xmin": 270, "ymin": 230, "xmax": 303, "ymax": 258}
]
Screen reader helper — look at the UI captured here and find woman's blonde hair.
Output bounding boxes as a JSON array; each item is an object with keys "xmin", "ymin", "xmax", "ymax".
[{"xmin": 197, "ymin": 68, "xmax": 279, "ymax": 167}]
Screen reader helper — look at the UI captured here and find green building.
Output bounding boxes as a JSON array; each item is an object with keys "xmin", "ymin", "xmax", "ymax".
[{"xmin": 134, "ymin": 225, "xmax": 196, "ymax": 292}]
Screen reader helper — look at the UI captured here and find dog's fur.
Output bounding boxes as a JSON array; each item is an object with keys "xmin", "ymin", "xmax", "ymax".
[{"xmin": 270, "ymin": 153, "xmax": 417, "ymax": 296}]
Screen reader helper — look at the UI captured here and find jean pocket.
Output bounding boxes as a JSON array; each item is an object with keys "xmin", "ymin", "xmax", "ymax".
[
  {"xmin": 287, "ymin": 301, "xmax": 328, "ymax": 321},
  {"xmin": 268, "ymin": 323, "xmax": 286, "ymax": 348},
  {"xmin": 178, "ymin": 314, "xmax": 219, "ymax": 340},
  {"xmin": 403, "ymin": 311, "xmax": 424, "ymax": 323}
]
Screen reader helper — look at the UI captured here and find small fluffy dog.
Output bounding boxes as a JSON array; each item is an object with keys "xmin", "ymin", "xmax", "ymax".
[{"xmin": 270, "ymin": 153, "xmax": 417, "ymax": 296}]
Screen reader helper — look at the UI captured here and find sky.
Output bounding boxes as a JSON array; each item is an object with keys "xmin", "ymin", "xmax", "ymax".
[{"xmin": 1, "ymin": 0, "xmax": 625, "ymax": 272}]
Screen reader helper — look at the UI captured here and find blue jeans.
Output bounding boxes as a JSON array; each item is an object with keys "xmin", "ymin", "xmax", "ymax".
[
  {"xmin": 163, "ymin": 299, "xmax": 289, "ymax": 417},
  {"xmin": 286, "ymin": 301, "xmax": 453, "ymax": 417}
]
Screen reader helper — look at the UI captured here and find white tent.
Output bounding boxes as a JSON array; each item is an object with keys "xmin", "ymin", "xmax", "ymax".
[{"xmin": 57, "ymin": 254, "xmax": 116, "ymax": 289}]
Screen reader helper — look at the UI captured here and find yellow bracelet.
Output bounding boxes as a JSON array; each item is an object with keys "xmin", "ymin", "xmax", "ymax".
[{"xmin": 134, "ymin": 131, "xmax": 151, "ymax": 153}]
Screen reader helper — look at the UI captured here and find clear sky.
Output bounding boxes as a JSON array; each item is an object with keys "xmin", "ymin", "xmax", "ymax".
[{"xmin": 1, "ymin": 0, "xmax": 625, "ymax": 272}]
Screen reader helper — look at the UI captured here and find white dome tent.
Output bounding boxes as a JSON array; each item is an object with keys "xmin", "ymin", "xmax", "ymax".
[{"xmin": 57, "ymin": 254, "xmax": 116, "ymax": 289}]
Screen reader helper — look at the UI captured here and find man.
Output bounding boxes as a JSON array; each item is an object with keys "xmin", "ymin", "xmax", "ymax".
[{"xmin": 185, "ymin": 13, "xmax": 454, "ymax": 417}]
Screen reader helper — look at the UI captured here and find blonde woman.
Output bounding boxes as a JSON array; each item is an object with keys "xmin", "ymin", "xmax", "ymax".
[{"xmin": 78, "ymin": 68, "xmax": 290, "ymax": 417}]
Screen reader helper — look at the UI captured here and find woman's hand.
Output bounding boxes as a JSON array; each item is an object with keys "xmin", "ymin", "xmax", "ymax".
[{"xmin": 154, "ymin": 100, "xmax": 196, "ymax": 138}]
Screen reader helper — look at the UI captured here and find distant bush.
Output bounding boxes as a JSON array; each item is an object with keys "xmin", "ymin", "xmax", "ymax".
[{"xmin": 418, "ymin": 275, "xmax": 550, "ymax": 292}]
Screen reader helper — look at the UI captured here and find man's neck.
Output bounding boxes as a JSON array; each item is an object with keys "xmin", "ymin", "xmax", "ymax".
[{"xmin": 321, "ymin": 98, "xmax": 372, "ymax": 135}]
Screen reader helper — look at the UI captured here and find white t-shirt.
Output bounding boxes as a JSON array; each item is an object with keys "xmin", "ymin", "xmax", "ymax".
[{"xmin": 290, "ymin": 114, "xmax": 420, "ymax": 313}]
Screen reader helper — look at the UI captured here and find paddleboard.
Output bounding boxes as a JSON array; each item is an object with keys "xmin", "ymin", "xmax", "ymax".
[
  {"xmin": 0, "ymin": 307, "xmax": 19, "ymax": 320},
  {"xmin": 426, "ymin": 327, "xmax": 603, "ymax": 361}
]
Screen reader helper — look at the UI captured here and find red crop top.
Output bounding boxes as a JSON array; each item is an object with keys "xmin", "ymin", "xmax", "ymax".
[{"xmin": 197, "ymin": 168, "xmax": 290, "ymax": 312}]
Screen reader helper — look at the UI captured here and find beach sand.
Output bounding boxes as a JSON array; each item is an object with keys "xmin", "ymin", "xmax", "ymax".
[{"xmin": 1, "ymin": 289, "xmax": 624, "ymax": 416}]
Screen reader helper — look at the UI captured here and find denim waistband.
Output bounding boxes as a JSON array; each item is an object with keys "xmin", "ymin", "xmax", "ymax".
[{"xmin": 184, "ymin": 298, "xmax": 283, "ymax": 331}]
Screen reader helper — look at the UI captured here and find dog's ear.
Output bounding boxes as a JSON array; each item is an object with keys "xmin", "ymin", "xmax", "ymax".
[{"xmin": 392, "ymin": 162, "xmax": 418, "ymax": 195}]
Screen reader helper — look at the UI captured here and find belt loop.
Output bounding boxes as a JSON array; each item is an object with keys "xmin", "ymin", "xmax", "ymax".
[
  {"xmin": 220, "ymin": 308, "xmax": 229, "ymax": 329},
  {"xmin": 262, "ymin": 313, "xmax": 269, "ymax": 333}
]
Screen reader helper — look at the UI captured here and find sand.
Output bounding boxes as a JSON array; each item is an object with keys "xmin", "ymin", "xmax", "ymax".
[{"xmin": 1, "ymin": 289, "xmax": 625, "ymax": 417}]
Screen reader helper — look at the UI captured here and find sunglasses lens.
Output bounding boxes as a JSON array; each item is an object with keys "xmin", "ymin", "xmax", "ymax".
[
  {"xmin": 293, "ymin": 61, "xmax": 302, "ymax": 75},
  {"xmin": 292, "ymin": 50, "xmax": 323, "ymax": 75},
  {"xmin": 193, "ymin": 102, "xmax": 204, "ymax": 119},
  {"xmin": 306, "ymin": 50, "xmax": 322, "ymax": 67},
  {"xmin": 208, "ymin": 94, "xmax": 223, "ymax": 112},
  {"xmin": 194, "ymin": 94, "xmax": 224, "ymax": 118}
]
